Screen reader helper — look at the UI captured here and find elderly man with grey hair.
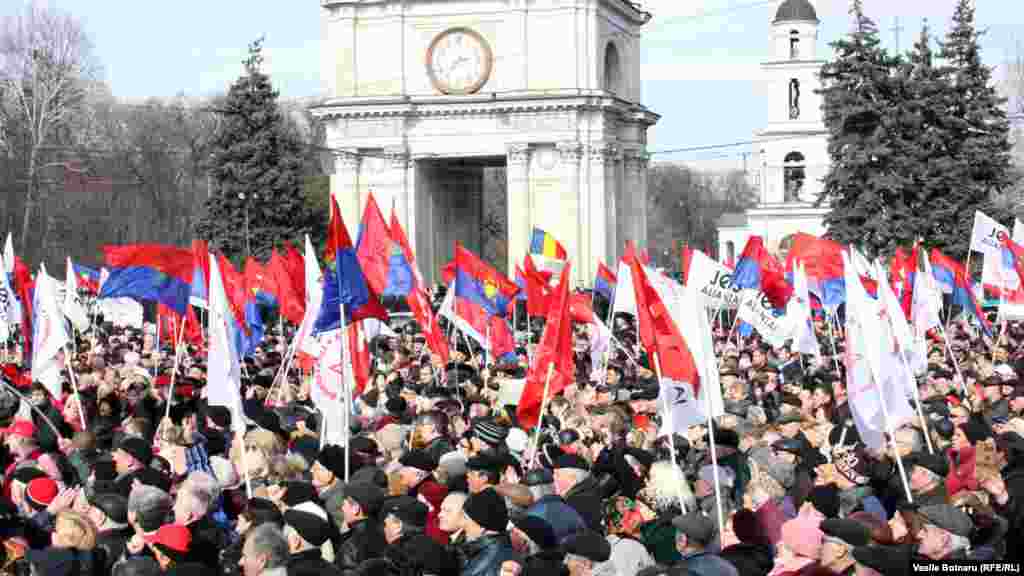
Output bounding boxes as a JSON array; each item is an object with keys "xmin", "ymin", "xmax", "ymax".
[
  {"xmin": 523, "ymin": 467, "xmax": 587, "ymax": 544},
  {"xmin": 173, "ymin": 470, "xmax": 231, "ymax": 570},
  {"xmin": 240, "ymin": 523, "xmax": 290, "ymax": 576}
]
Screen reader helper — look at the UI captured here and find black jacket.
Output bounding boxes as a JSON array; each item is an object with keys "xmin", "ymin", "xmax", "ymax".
[
  {"xmin": 335, "ymin": 518, "xmax": 389, "ymax": 573},
  {"xmin": 719, "ymin": 542, "xmax": 773, "ymax": 576},
  {"xmin": 520, "ymin": 548, "xmax": 566, "ymax": 576},
  {"xmin": 563, "ymin": 475, "xmax": 604, "ymax": 532},
  {"xmin": 95, "ymin": 526, "xmax": 134, "ymax": 574},
  {"xmin": 424, "ymin": 436, "xmax": 453, "ymax": 465},
  {"xmin": 288, "ymin": 548, "xmax": 341, "ymax": 576},
  {"xmin": 32, "ymin": 402, "xmax": 70, "ymax": 453},
  {"xmin": 459, "ymin": 533, "xmax": 520, "ymax": 576},
  {"xmin": 391, "ymin": 530, "xmax": 457, "ymax": 576},
  {"xmin": 186, "ymin": 514, "xmax": 231, "ymax": 570}
]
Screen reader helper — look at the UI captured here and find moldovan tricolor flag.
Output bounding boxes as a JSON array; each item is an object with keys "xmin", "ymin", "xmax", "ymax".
[
  {"xmin": 206, "ymin": 253, "xmax": 244, "ymax": 432},
  {"xmin": 32, "ymin": 264, "xmax": 68, "ymax": 397}
]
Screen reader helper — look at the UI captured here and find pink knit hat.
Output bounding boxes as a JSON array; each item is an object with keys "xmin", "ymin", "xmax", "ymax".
[{"xmin": 781, "ymin": 515, "xmax": 823, "ymax": 559}]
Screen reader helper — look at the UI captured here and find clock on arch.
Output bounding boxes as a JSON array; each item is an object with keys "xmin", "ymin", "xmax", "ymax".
[{"xmin": 426, "ymin": 27, "xmax": 494, "ymax": 95}]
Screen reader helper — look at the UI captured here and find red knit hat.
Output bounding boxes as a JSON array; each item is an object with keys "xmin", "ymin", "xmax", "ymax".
[{"xmin": 26, "ymin": 477, "xmax": 58, "ymax": 509}]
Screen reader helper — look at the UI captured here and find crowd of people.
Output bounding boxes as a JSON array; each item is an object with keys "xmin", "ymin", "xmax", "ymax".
[{"xmin": 0, "ymin": 288, "xmax": 1020, "ymax": 576}]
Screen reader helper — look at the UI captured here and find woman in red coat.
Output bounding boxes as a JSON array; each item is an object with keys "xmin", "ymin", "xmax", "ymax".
[{"xmin": 946, "ymin": 416, "xmax": 991, "ymax": 497}]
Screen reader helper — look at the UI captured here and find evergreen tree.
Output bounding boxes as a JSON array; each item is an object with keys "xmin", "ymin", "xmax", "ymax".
[
  {"xmin": 901, "ymin": 21, "xmax": 960, "ymax": 250},
  {"xmin": 933, "ymin": 0, "xmax": 1015, "ymax": 260},
  {"xmin": 194, "ymin": 38, "xmax": 324, "ymax": 261},
  {"xmin": 817, "ymin": 1, "xmax": 906, "ymax": 258}
]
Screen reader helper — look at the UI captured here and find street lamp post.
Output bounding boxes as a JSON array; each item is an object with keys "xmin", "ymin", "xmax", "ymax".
[{"xmin": 238, "ymin": 192, "xmax": 250, "ymax": 260}]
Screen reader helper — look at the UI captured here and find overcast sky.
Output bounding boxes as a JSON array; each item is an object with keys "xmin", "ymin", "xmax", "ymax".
[{"xmin": 8, "ymin": 0, "xmax": 1022, "ymax": 171}]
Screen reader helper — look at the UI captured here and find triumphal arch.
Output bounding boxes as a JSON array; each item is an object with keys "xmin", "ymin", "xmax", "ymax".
[{"xmin": 312, "ymin": 0, "xmax": 659, "ymax": 286}]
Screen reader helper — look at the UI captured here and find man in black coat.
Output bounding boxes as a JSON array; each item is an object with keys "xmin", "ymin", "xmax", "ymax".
[
  {"xmin": 283, "ymin": 502, "xmax": 341, "ymax": 576},
  {"xmin": 381, "ymin": 496, "xmax": 457, "ymax": 576},
  {"xmin": 552, "ymin": 454, "xmax": 603, "ymax": 532},
  {"xmin": 333, "ymin": 482, "xmax": 388, "ymax": 574}
]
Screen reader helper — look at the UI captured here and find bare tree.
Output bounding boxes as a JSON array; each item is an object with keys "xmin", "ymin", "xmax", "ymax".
[{"xmin": 0, "ymin": 2, "xmax": 101, "ymax": 261}]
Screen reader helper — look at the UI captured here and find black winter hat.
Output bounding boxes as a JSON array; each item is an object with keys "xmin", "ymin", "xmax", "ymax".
[{"xmin": 462, "ymin": 488, "xmax": 508, "ymax": 533}]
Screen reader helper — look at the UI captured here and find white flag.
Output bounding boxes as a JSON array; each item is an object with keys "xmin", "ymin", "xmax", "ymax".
[
  {"xmin": 971, "ymin": 210, "xmax": 1009, "ymax": 255},
  {"xmin": 295, "ymin": 234, "xmax": 325, "ymax": 357},
  {"xmin": 659, "ymin": 281, "xmax": 724, "ymax": 436},
  {"xmin": 0, "ymin": 252, "xmax": 11, "ymax": 342},
  {"xmin": 310, "ymin": 329, "xmax": 347, "ymax": 447},
  {"xmin": 207, "ymin": 254, "xmax": 244, "ymax": 432},
  {"xmin": 737, "ymin": 289, "xmax": 789, "ymax": 348},
  {"xmin": 911, "ymin": 250, "xmax": 943, "ymax": 370},
  {"xmin": 875, "ymin": 261, "xmax": 921, "ymax": 393},
  {"xmin": 3, "ymin": 234, "xmax": 20, "ymax": 325},
  {"xmin": 686, "ymin": 250, "xmax": 740, "ymax": 310},
  {"xmin": 98, "ymin": 297, "xmax": 143, "ymax": 328},
  {"xmin": 63, "ymin": 257, "xmax": 90, "ymax": 331},
  {"xmin": 3, "ymin": 234, "xmax": 12, "ymax": 275},
  {"xmin": 437, "ymin": 281, "xmax": 488, "ymax": 351},
  {"xmin": 842, "ymin": 251, "xmax": 915, "ymax": 452},
  {"xmin": 787, "ymin": 261, "xmax": 820, "ymax": 357},
  {"xmin": 611, "ymin": 259, "xmax": 637, "ymax": 319},
  {"xmin": 32, "ymin": 264, "xmax": 69, "ymax": 399}
]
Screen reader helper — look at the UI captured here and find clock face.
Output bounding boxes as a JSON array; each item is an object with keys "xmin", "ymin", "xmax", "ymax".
[{"xmin": 427, "ymin": 28, "xmax": 493, "ymax": 95}]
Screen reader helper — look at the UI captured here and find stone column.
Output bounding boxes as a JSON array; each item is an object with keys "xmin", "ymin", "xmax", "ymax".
[
  {"xmin": 623, "ymin": 149, "xmax": 650, "ymax": 251},
  {"xmin": 329, "ymin": 149, "xmax": 362, "ymax": 231},
  {"xmin": 587, "ymin": 142, "xmax": 618, "ymax": 277},
  {"xmin": 506, "ymin": 143, "xmax": 532, "ymax": 276},
  {"xmin": 378, "ymin": 146, "xmax": 410, "ymax": 229},
  {"xmin": 557, "ymin": 141, "xmax": 584, "ymax": 285}
]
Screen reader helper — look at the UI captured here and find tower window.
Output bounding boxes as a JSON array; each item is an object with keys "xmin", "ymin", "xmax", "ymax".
[
  {"xmin": 789, "ymin": 79, "xmax": 801, "ymax": 119},
  {"xmin": 790, "ymin": 30, "xmax": 800, "ymax": 59},
  {"xmin": 784, "ymin": 151, "xmax": 806, "ymax": 202},
  {"xmin": 603, "ymin": 42, "xmax": 621, "ymax": 94}
]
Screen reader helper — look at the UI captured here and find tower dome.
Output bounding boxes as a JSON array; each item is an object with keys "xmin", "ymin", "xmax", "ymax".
[{"xmin": 774, "ymin": 0, "xmax": 818, "ymax": 23}]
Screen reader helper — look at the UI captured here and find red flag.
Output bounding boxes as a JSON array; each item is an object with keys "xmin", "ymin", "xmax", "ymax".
[
  {"xmin": 517, "ymin": 263, "xmax": 574, "ymax": 429},
  {"xmin": 282, "ymin": 241, "xmax": 306, "ymax": 304},
  {"xmin": 216, "ymin": 255, "xmax": 251, "ymax": 333},
  {"xmin": 522, "ymin": 254, "xmax": 551, "ymax": 317},
  {"xmin": 440, "ymin": 260, "xmax": 456, "ymax": 286},
  {"xmin": 390, "ymin": 210, "xmax": 450, "ymax": 364},
  {"xmin": 734, "ymin": 236, "xmax": 792, "ymax": 308},
  {"xmin": 349, "ymin": 321, "xmax": 371, "ymax": 396},
  {"xmin": 243, "ymin": 258, "xmax": 274, "ymax": 300},
  {"xmin": 356, "ymin": 194, "xmax": 392, "ymax": 296},
  {"xmin": 12, "ymin": 256, "xmax": 33, "ymax": 358},
  {"xmin": 568, "ymin": 292, "xmax": 596, "ymax": 324},
  {"xmin": 158, "ymin": 303, "xmax": 203, "ymax": 349},
  {"xmin": 488, "ymin": 315, "xmax": 516, "ymax": 359},
  {"xmin": 629, "ymin": 253, "xmax": 700, "ymax": 390},
  {"xmin": 266, "ymin": 248, "xmax": 304, "ymax": 326}
]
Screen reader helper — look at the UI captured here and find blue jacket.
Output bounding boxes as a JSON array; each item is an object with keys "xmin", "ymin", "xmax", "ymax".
[{"xmin": 526, "ymin": 495, "xmax": 587, "ymax": 544}]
